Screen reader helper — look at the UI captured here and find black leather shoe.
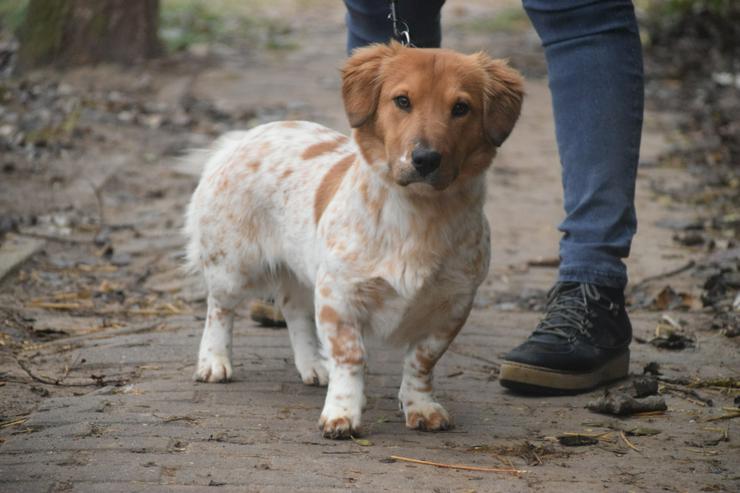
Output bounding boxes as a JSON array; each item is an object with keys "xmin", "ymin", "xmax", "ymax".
[{"xmin": 499, "ymin": 282, "xmax": 631, "ymax": 395}]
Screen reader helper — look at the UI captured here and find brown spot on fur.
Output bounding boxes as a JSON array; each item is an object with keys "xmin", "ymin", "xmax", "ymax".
[
  {"xmin": 281, "ymin": 168, "xmax": 293, "ymax": 178},
  {"xmin": 282, "ymin": 121, "xmax": 299, "ymax": 128},
  {"xmin": 319, "ymin": 305, "xmax": 339, "ymax": 325},
  {"xmin": 320, "ymin": 286, "xmax": 332, "ymax": 297},
  {"xmin": 302, "ymin": 139, "xmax": 342, "ymax": 160},
  {"xmin": 314, "ymin": 154, "xmax": 355, "ymax": 225},
  {"xmin": 319, "ymin": 306, "xmax": 364, "ymax": 367},
  {"xmin": 414, "ymin": 383, "xmax": 433, "ymax": 393},
  {"xmin": 414, "ymin": 347, "xmax": 435, "ymax": 376},
  {"xmin": 359, "ymin": 178, "xmax": 388, "ymax": 225},
  {"xmin": 247, "ymin": 160, "xmax": 260, "ymax": 172},
  {"xmin": 208, "ymin": 249, "xmax": 226, "ymax": 266}
]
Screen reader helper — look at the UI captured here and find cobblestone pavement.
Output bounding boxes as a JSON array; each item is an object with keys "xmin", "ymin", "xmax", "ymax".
[{"xmin": 1, "ymin": 2, "xmax": 738, "ymax": 492}]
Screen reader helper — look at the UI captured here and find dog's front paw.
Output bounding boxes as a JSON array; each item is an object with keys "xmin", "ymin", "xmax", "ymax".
[
  {"xmin": 318, "ymin": 414, "xmax": 360, "ymax": 439},
  {"xmin": 403, "ymin": 401, "xmax": 451, "ymax": 431},
  {"xmin": 318, "ymin": 400, "xmax": 362, "ymax": 439},
  {"xmin": 193, "ymin": 354, "xmax": 233, "ymax": 383},
  {"xmin": 296, "ymin": 359, "xmax": 329, "ymax": 387}
]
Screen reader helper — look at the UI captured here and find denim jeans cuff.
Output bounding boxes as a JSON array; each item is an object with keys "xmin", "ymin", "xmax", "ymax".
[{"xmin": 558, "ymin": 267, "xmax": 627, "ymax": 289}]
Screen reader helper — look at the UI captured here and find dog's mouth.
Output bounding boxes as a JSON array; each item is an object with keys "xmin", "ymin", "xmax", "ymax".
[{"xmin": 394, "ymin": 161, "xmax": 457, "ymax": 191}]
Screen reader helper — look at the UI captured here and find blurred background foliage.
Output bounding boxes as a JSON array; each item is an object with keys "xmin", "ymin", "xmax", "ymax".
[
  {"xmin": 0, "ymin": 0, "xmax": 737, "ymax": 58},
  {"xmin": 159, "ymin": 0, "xmax": 295, "ymax": 53},
  {"xmin": 0, "ymin": 0, "xmax": 297, "ymax": 62}
]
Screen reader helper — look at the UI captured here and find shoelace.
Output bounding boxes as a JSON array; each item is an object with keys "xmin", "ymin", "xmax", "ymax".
[{"xmin": 531, "ymin": 283, "xmax": 605, "ymax": 340}]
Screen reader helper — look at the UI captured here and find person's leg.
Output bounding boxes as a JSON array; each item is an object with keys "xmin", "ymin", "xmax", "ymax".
[
  {"xmin": 500, "ymin": 0, "xmax": 643, "ymax": 394},
  {"xmin": 344, "ymin": 0, "xmax": 446, "ymax": 53},
  {"xmin": 527, "ymin": 0, "xmax": 644, "ymax": 288}
]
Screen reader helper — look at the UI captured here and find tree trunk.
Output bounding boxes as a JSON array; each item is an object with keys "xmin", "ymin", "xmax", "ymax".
[{"xmin": 16, "ymin": 0, "xmax": 161, "ymax": 71}]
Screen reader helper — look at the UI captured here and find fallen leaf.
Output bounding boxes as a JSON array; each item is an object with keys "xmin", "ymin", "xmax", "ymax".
[
  {"xmin": 557, "ymin": 435, "xmax": 599, "ymax": 447},
  {"xmin": 351, "ymin": 436, "xmax": 372, "ymax": 447},
  {"xmin": 625, "ymin": 427, "xmax": 661, "ymax": 437},
  {"xmin": 587, "ymin": 393, "xmax": 667, "ymax": 416}
]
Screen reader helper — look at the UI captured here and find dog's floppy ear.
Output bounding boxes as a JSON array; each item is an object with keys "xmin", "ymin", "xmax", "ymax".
[
  {"xmin": 342, "ymin": 42, "xmax": 399, "ymax": 128},
  {"xmin": 476, "ymin": 53, "xmax": 524, "ymax": 147}
]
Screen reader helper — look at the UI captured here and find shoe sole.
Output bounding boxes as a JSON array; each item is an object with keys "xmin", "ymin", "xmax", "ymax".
[{"xmin": 499, "ymin": 350, "xmax": 630, "ymax": 396}]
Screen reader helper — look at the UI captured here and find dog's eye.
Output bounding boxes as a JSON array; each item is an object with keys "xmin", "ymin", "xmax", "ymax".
[
  {"xmin": 451, "ymin": 102, "xmax": 470, "ymax": 117},
  {"xmin": 394, "ymin": 95, "xmax": 411, "ymax": 111}
]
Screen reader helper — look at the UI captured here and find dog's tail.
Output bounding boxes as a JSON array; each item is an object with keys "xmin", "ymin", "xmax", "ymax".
[{"xmin": 175, "ymin": 131, "xmax": 251, "ymax": 178}]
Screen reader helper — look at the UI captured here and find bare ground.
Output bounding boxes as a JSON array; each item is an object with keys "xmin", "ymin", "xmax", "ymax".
[{"xmin": 0, "ymin": 1, "xmax": 738, "ymax": 492}]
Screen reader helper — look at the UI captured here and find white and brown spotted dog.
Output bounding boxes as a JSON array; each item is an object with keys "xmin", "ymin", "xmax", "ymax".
[{"xmin": 184, "ymin": 41, "xmax": 523, "ymax": 439}]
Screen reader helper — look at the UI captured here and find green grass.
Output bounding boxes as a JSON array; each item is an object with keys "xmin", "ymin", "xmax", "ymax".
[{"xmin": 0, "ymin": 0, "xmax": 28, "ymax": 32}]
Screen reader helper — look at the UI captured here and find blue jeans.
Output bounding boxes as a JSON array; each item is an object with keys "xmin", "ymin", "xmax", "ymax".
[{"xmin": 344, "ymin": 0, "xmax": 644, "ymax": 289}]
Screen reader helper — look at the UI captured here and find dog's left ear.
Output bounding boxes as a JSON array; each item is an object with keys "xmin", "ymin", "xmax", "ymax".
[
  {"xmin": 342, "ymin": 42, "xmax": 399, "ymax": 128},
  {"xmin": 475, "ymin": 53, "xmax": 524, "ymax": 147}
]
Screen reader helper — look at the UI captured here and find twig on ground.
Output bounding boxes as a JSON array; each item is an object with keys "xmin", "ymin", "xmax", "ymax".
[
  {"xmin": 630, "ymin": 261, "xmax": 696, "ymax": 290},
  {"xmin": 0, "ymin": 416, "xmax": 29, "ymax": 429},
  {"xmin": 632, "ymin": 410, "xmax": 667, "ymax": 417},
  {"xmin": 88, "ymin": 178, "xmax": 107, "ymax": 238},
  {"xmin": 17, "ymin": 232, "xmax": 94, "ymax": 244},
  {"xmin": 388, "ymin": 455, "xmax": 526, "ymax": 476},
  {"xmin": 154, "ymin": 414, "xmax": 200, "ymax": 425},
  {"xmin": 660, "ymin": 383, "xmax": 714, "ymax": 407},
  {"xmin": 447, "ymin": 347, "xmax": 501, "ymax": 370},
  {"xmin": 619, "ymin": 431, "xmax": 641, "ymax": 453},
  {"xmin": 26, "ymin": 301, "xmax": 91, "ymax": 310},
  {"xmin": 16, "ymin": 358, "xmax": 129, "ymax": 387},
  {"xmin": 705, "ymin": 408, "xmax": 740, "ymax": 422}
]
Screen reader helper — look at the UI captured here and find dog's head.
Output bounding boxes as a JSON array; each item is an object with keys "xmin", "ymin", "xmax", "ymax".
[{"xmin": 342, "ymin": 42, "xmax": 524, "ymax": 192}]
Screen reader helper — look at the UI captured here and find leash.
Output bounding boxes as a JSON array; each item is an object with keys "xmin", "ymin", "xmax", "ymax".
[{"xmin": 388, "ymin": 0, "xmax": 414, "ymax": 46}]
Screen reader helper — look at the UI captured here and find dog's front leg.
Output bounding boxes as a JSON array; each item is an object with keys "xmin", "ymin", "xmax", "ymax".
[
  {"xmin": 399, "ymin": 308, "xmax": 471, "ymax": 431},
  {"xmin": 314, "ymin": 290, "xmax": 365, "ymax": 439}
]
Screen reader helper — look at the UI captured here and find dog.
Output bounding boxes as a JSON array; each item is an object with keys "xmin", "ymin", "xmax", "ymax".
[{"xmin": 184, "ymin": 41, "xmax": 523, "ymax": 438}]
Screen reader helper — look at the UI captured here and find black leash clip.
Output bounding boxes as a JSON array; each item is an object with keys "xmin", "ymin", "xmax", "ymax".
[{"xmin": 389, "ymin": 0, "xmax": 413, "ymax": 46}]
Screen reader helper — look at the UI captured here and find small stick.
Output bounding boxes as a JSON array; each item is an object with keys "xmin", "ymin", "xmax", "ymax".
[
  {"xmin": 26, "ymin": 302, "xmax": 87, "ymax": 310},
  {"xmin": 706, "ymin": 409, "xmax": 740, "ymax": 422},
  {"xmin": 18, "ymin": 232, "xmax": 93, "ymax": 244},
  {"xmin": 619, "ymin": 431, "xmax": 641, "ymax": 453},
  {"xmin": 447, "ymin": 347, "xmax": 501, "ymax": 369},
  {"xmin": 16, "ymin": 359, "xmax": 128, "ymax": 387},
  {"xmin": 532, "ymin": 451, "xmax": 542, "ymax": 466},
  {"xmin": 388, "ymin": 455, "xmax": 526, "ymax": 475},
  {"xmin": 631, "ymin": 260, "xmax": 695, "ymax": 289},
  {"xmin": 0, "ymin": 416, "xmax": 29, "ymax": 429},
  {"xmin": 632, "ymin": 410, "xmax": 667, "ymax": 417}
]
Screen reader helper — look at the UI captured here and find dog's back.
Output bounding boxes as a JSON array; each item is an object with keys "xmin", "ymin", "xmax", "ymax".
[{"xmin": 184, "ymin": 121, "xmax": 353, "ymax": 285}]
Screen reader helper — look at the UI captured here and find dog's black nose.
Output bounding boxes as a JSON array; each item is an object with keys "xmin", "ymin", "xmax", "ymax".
[{"xmin": 411, "ymin": 147, "xmax": 442, "ymax": 177}]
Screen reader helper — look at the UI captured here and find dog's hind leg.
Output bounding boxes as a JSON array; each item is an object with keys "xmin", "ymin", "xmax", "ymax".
[
  {"xmin": 194, "ymin": 293, "xmax": 239, "ymax": 383},
  {"xmin": 194, "ymin": 261, "xmax": 255, "ymax": 383},
  {"xmin": 279, "ymin": 281, "xmax": 328, "ymax": 387}
]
